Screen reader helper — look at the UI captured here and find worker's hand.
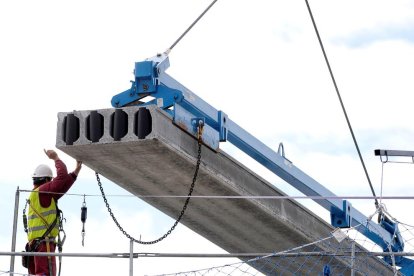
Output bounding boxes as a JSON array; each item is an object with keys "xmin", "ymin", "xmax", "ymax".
[
  {"xmin": 44, "ymin": 149, "xmax": 60, "ymax": 161},
  {"xmin": 74, "ymin": 160, "xmax": 82, "ymax": 176}
]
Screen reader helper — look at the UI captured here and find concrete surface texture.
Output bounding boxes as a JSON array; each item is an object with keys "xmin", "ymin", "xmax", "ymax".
[{"xmin": 56, "ymin": 105, "xmax": 395, "ymax": 275}]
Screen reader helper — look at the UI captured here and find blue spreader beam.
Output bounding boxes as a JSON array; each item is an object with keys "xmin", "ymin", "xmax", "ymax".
[{"xmin": 111, "ymin": 53, "xmax": 411, "ymax": 273}]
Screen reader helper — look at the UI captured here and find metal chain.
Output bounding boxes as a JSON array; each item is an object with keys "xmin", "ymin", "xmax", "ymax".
[{"xmin": 96, "ymin": 123, "xmax": 204, "ymax": 244}]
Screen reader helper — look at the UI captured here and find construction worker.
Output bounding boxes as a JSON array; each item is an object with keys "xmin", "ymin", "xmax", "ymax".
[{"xmin": 26, "ymin": 149, "xmax": 82, "ymax": 276}]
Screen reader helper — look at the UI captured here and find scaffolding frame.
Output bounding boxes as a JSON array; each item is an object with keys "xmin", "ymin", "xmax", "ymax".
[{"xmin": 7, "ymin": 187, "xmax": 407, "ymax": 276}]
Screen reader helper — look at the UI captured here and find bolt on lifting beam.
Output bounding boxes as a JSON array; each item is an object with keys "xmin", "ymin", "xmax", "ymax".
[{"xmin": 111, "ymin": 53, "xmax": 411, "ymax": 271}]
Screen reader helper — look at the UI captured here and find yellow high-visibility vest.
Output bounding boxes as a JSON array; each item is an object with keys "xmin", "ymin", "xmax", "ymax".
[{"xmin": 27, "ymin": 188, "xmax": 59, "ymax": 241}]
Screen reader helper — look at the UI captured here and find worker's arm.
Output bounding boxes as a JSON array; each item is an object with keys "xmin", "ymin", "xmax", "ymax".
[
  {"xmin": 73, "ymin": 160, "xmax": 82, "ymax": 176},
  {"xmin": 44, "ymin": 149, "xmax": 82, "ymax": 177},
  {"xmin": 40, "ymin": 149, "xmax": 82, "ymax": 203}
]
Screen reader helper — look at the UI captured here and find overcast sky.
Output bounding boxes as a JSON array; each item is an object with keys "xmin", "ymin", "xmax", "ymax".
[{"xmin": 1, "ymin": 0, "xmax": 414, "ymax": 275}]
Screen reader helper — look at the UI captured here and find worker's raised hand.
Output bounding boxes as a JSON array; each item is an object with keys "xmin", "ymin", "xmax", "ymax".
[
  {"xmin": 44, "ymin": 149, "xmax": 59, "ymax": 161},
  {"xmin": 74, "ymin": 160, "xmax": 82, "ymax": 176}
]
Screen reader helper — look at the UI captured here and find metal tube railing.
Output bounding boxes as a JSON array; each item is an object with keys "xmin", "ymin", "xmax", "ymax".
[
  {"xmin": 2, "ymin": 251, "xmax": 413, "ymax": 258},
  {"xmin": 9, "ymin": 187, "xmax": 20, "ymax": 276},
  {"xmin": 129, "ymin": 239, "xmax": 133, "ymax": 276}
]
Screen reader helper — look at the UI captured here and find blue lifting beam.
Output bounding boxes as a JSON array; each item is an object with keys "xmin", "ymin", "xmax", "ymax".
[{"xmin": 111, "ymin": 53, "xmax": 412, "ymax": 273}]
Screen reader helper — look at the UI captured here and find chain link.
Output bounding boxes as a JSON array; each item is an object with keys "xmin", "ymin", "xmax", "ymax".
[{"xmin": 96, "ymin": 123, "xmax": 204, "ymax": 244}]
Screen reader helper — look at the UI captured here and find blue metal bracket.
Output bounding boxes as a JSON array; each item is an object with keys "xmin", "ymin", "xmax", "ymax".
[
  {"xmin": 112, "ymin": 55, "xmax": 413, "ymax": 273},
  {"xmin": 218, "ymin": 110, "xmax": 228, "ymax": 142},
  {"xmin": 399, "ymin": 257, "xmax": 414, "ymax": 275},
  {"xmin": 381, "ymin": 217, "xmax": 404, "ymax": 251},
  {"xmin": 111, "ymin": 54, "xmax": 176, "ymax": 109},
  {"xmin": 323, "ymin": 265, "xmax": 330, "ymax": 276},
  {"xmin": 331, "ymin": 200, "xmax": 351, "ymax": 228},
  {"xmin": 174, "ymin": 105, "xmax": 219, "ymax": 150}
]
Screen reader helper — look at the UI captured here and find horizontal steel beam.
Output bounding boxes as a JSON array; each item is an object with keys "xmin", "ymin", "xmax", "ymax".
[{"xmin": 375, "ymin": 149, "xmax": 414, "ymax": 158}]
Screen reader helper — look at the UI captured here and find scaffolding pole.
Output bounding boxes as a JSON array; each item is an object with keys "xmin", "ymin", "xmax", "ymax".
[
  {"xmin": 2, "ymin": 251, "xmax": 414, "ymax": 258},
  {"xmin": 351, "ymin": 241, "xmax": 355, "ymax": 276},
  {"xmin": 9, "ymin": 186, "xmax": 20, "ymax": 276},
  {"xmin": 129, "ymin": 239, "xmax": 133, "ymax": 276}
]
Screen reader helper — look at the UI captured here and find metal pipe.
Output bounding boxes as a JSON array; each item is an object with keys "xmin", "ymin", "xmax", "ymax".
[
  {"xmin": 9, "ymin": 186, "xmax": 20, "ymax": 276},
  {"xmin": 375, "ymin": 149, "xmax": 414, "ymax": 158},
  {"xmin": 351, "ymin": 242, "xmax": 355, "ymax": 276},
  {"xmin": 389, "ymin": 244, "xmax": 398, "ymax": 276},
  {"xmin": 1, "ymin": 251, "xmax": 413, "ymax": 258},
  {"xmin": 129, "ymin": 239, "xmax": 133, "ymax": 276},
  {"xmin": 16, "ymin": 189, "xmax": 414, "ymax": 200}
]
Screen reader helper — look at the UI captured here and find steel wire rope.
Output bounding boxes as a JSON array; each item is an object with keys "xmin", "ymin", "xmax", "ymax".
[
  {"xmin": 380, "ymin": 162, "xmax": 385, "ymax": 206},
  {"xmin": 165, "ymin": 0, "xmax": 219, "ymax": 54},
  {"xmin": 304, "ymin": 0, "xmax": 379, "ymax": 208},
  {"xmin": 96, "ymin": 124, "xmax": 204, "ymax": 244}
]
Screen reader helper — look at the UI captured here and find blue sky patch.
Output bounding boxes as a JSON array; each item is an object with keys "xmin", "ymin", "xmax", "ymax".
[{"xmin": 333, "ymin": 23, "xmax": 414, "ymax": 47}]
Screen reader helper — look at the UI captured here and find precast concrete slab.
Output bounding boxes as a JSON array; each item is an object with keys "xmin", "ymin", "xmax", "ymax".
[{"xmin": 56, "ymin": 105, "xmax": 394, "ymax": 275}]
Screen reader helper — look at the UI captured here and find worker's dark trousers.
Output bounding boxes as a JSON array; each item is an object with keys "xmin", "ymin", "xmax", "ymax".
[{"xmin": 28, "ymin": 241, "xmax": 56, "ymax": 276}]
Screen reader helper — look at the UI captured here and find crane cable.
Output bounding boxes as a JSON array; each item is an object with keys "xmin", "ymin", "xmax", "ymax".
[
  {"xmin": 165, "ymin": 0, "xmax": 219, "ymax": 55},
  {"xmin": 164, "ymin": 0, "xmax": 380, "ymax": 210},
  {"xmin": 304, "ymin": 0, "xmax": 379, "ymax": 209}
]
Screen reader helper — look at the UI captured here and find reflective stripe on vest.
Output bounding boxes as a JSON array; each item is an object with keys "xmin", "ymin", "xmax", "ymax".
[
  {"xmin": 28, "ymin": 209, "xmax": 57, "ymax": 220},
  {"xmin": 27, "ymin": 188, "xmax": 59, "ymax": 241}
]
